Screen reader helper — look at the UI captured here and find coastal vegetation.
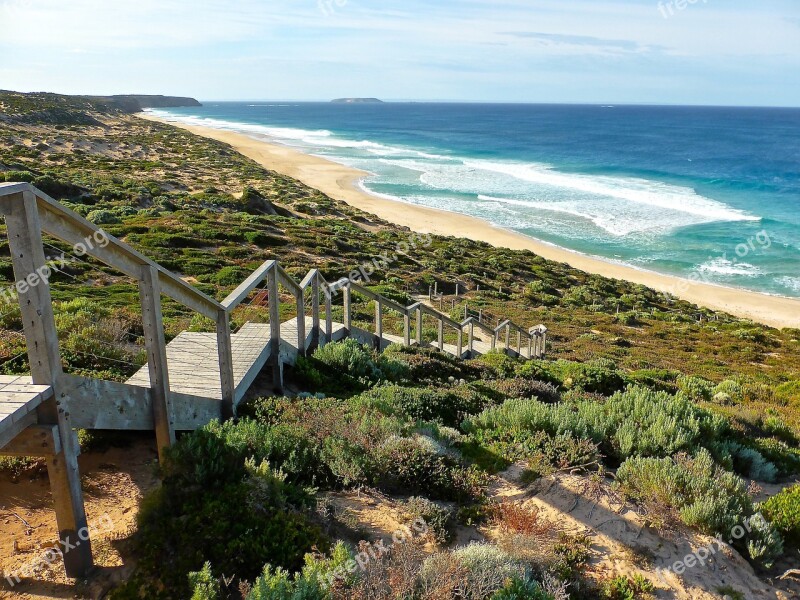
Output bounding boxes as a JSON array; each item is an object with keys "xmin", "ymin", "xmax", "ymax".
[{"xmin": 0, "ymin": 91, "xmax": 798, "ymax": 598}]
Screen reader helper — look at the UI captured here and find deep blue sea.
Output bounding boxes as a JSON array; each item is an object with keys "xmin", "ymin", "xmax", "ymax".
[{"xmin": 149, "ymin": 103, "xmax": 800, "ymax": 298}]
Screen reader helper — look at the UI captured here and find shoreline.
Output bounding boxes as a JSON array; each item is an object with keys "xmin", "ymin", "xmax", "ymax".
[{"xmin": 139, "ymin": 113, "xmax": 800, "ymax": 330}]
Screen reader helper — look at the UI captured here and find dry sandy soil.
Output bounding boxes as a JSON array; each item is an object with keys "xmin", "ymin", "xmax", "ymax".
[{"xmin": 1, "ymin": 442, "xmax": 798, "ymax": 599}]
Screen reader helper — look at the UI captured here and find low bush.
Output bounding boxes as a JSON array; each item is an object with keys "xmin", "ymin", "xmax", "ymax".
[
  {"xmin": 491, "ymin": 577, "xmax": 556, "ymax": 600},
  {"xmin": 491, "ymin": 378, "xmax": 561, "ymax": 403},
  {"xmin": 616, "ymin": 450, "xmax": 783, "ymax": 567},
  {"xmin": 599, "ymin": 574, "xmax": 655, "ymax": 600},
  {"xmin": 356, "ymin": 385, "xmax": 489, "ymax": 427},
  {"xmin": 405, "ymin": 496, "xmax": 456, "ymax": 544},
  {"xmin": 466, "ymin": 386, "xmax": 731, "ymax": 467},
  {"xmin": 761, "ymin": 484, "xmax": 800, "ymax": 547}
]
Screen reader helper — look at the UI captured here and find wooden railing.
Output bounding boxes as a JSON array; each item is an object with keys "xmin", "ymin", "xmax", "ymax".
[{"xmin": 0, "ymin": 182, "xmax": 546, "ymax": 445}]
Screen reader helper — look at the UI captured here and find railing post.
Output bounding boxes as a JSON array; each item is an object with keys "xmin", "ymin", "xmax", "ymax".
[
  {"xmin": 528, "ymin": 334, "xmax": 533, "ymax": 359},
  {"xmin": 491, "ymin": 332, "xmax": 497, "ymax": 351},
  {"xmin": 139, "ymin": 265, "xmax": 175, "ymax": 459},
  {"xmin": 3, "ymin": 188, "xmax": 93, "ymax": 577},
  {"xmin": 267, "ymin": 266, "xmax": 282, "ymax": 391},
  {"xmin": 437, "ymin": 318, "xmax": 444, "ymax": 351},
  {"xmin": 311, "ymin": 273, "xmax": 321, "ymax": 347},
  {"xmin": 343, "ymin": 285, "xmax": 352, "ymax": 334},
  {"xmin": 216, "ymin": 309, "xmax": 235, "ymax": 416},
  {"xmin": 324, "ymin": 283, "xmax": 332, "ymax": 345},
  {"xmin": 505, "ymin": 324, "xmax": 511, "ymax": 352},
  {"xmin": 296, "ymin": 289, "xmax": 306, "ymax": 355},
  {"xmin": 416, "ymin": 307, "xmax": 423, "ymax": 345},
  {"xmin": 469, "ymin": 321, "xmax": 475, "ymax": 357},
  {"xmin": 403, "ymin": 310, "xmax": 411, "ymax": 346},
  {"xmin": 517, "ymin": 330, "xmax": 522, "ymax": 355},
  {"xmin": 375, "ymin": 299, "xmax": 383, "ymax": 349},
  {"xmin": 457, "ymin": 328, "xmax": 463, "ymax": 358}
]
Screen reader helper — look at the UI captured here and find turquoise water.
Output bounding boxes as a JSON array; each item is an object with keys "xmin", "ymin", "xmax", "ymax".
[{"xmin": 149, "ymin": 103, "xmax": 800, "ymax": 298}]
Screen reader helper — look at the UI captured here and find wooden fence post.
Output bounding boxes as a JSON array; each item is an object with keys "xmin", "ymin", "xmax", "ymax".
[
  {"xmin": 216, "ymin": 310, "xmax": 235, "ymax": 417},
  {"xmin": 267, "ymin": 267, "xmax": 282, "ymax": 391},
  {"xmin": 343, "ymin": 286, "xmax": 352, "ymax": 335},
  {"xmin": 416, "ymin": 307, "xmax": 423, "ymax": 345},
  {"xmin": 324, "ymin": 285, "xmax": 332, "ymax": 345},
  {"xmin": 437, "ymin": 319, "xmax": 444, "ymax": 351},
  {"xmin": 311, "ymin": 273, "xmax": 320, "ymax": 347},
  {"xmin": 3, "ymin": 189, "xmax": 93, "ymax": 577},
  {"xmin": 403, "ymin": 311, "xmax": 411, "ymax": 346},
  {"xmin": 468, "ymin": 322, "xmax": 475, "ymax": 357},
  {"xmin": 296, "ymin": 289, "xmax": 306, "ymax": 354},
  {"xmin": 375, "ymin": 300, "xmax": 383, "ymax": 349},
  {"xmin": 139, "ymin": 265, "xmax": 175, "ymax": 458}
]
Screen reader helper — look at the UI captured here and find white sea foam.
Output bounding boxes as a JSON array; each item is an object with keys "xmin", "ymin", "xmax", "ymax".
[
  {"xmin": 696, "ymin": 258, "xmax": 763, "ymax": 277},
  {"xmin": 775, "ymin": 276, "xmax": 800, "ymax": 293}
]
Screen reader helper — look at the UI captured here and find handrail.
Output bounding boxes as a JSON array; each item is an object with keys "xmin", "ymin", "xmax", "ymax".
[
  {"xmin": 1, "ymin": 183, "xmax": 223, "ymax": 320},
  {"xmin": 222, "ymin": 260, "xmax": 276, "ymax": 310}
]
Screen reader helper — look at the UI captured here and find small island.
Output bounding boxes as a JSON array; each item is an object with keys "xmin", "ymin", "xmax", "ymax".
[{"xmin": 331, "ymin": 97, "xmax": 384, "ymax": 104}]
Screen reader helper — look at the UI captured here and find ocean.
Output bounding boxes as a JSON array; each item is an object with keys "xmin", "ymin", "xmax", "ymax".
[{"xmin": 147, "ymin": 103, "xmax": 800, "ymax": 299}]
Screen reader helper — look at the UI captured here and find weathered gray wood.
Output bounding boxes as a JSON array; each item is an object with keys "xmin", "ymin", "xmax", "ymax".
[
  {"xmin": 416, "ymin": 307, "xmax": 423, "ymax": 345},
  {"xmin": 403, "ymin": 313, "xmax": 411, "ymax": 346},
  {"xmin": 0, "ymin": 424, "xmax": 61, "ymax": 457},
  {"xmin": 437, "ymin": 319, "xmax": 444, "ymax": 351},
  {"xmin": 2, "ymin": 190, "xmax": 93, "ymax": 577},
  {"xmin": 0, "ymin": 411, "xmax": 37, "ymax": 451},
  {"xmin": 63, "ymin": 375, "xmax": 222, "ymax": 430},
  {"xmin": 457, "ymin": 329, "xmax": 463, "ymax": 358},
  {"xmin": 216, "ymin": 310, "xmax": 235, "ymax": 418},
  {"xmin": 32, "ymin": 193, "xmax": 220, "ymax": 319},
  {"xmin": 375, "ymin": 300, "xmax": 383, "ymax": 349},
  {"xmin": 267, "ymin": 267, "xmax": 282, "ymax": 391},
  {"xmin": 343, "ymin": 286, "xmax": 352, "ymax": 334},
  {"xmin": 296, "ymin": 294, "xmax": 306, "ymax": 354},
  {"xmin": 311, "ymin": 274, "xmax": 321, "ymax": 346},
  {"xmin": 139, "ymin": 265, "xmax": 175, "ymax": 460},
  {"xmin": 222, "ymin": 260, "xmax": 276, "ymax": 309},
  {"xmin": 325, "ymin": 286, "xmax": 333, "ymax": 345}
]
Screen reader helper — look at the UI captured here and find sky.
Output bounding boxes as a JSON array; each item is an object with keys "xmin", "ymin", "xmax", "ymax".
[{"xmin": 0, "ymin": 0, "xmax": 798, "ymax": 106}]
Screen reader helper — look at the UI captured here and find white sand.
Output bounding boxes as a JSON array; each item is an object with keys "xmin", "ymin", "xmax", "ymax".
[{"xmin": 140, "ymin": 113, "xmax": 800, "ymax": 330}]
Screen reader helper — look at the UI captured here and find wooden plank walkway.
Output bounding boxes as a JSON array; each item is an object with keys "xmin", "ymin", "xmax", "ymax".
[
  {"xmin": 127, "ymin": 318, "xmax": 349, "ymax": 401},
  {"xmin": 0, "ymin": 376, "xmax": 54, "ymax": 449}
]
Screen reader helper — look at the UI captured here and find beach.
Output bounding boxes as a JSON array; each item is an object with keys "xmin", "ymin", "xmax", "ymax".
[{"xmin": 140, "ymin": 113, "xmax": 800, "ymax": 330}]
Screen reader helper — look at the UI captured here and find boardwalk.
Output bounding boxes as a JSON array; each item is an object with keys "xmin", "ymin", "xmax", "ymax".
[{"xmin": 0, "ymin": 182, "xmax": 547, "ymax": 578}]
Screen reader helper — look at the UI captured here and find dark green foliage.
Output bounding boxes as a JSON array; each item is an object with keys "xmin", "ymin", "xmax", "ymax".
[
  {"xmin": 491, "ymin": 577, "xmax": 555, "ymax": 600},
  {"xmin": 124, "ymin": 421, "xmax": 328, "ymax": 597},
  {"xmin": 357, "ymin": 384, "xmax": 490, "ymax": 427},
  {"xmin": 405, "ymin": 496, "xmax": 456, "ymax": 544},
  {"xmin": 599, "ymin": 574, "xmax": 655, "ymax": 600},
  {"xmin": 761, "ymin": 484, "xmax": 800, "ymax": 547}
]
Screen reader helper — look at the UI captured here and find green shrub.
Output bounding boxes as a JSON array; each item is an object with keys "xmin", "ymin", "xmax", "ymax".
[
  {"xmin": 188, "ymin": 562, "xmax": 221, "ymax": 600},
  {"xmin": 677, "ymin": 375, "xmax": 714, "ymax": 402},
  {"xmin": 466, "ymin": 386, "xmax": 730, "ymax": 466},
  {"xmin": 761, "ymin": 484, "xmax": 800, "ymax": 547},
  {"xmin": 491, "ymin": 577, "xmax": 555, "ymax": 600},
  {"xmin": 474, "ymin": 351, "xmax": 519, "ymax": 378},
  {"xmin": 357, "ymin": 385, "xmax": 488, "ymax": 427},
  {"xmin": 599, "ymin": 574, "xmax": 654, "ymax": 600},
  {"xmin": 214, "ymin": 265, "xmax": 247, "ymax": 286},
  {"xmin": 312, "ymin": 338, "xmax": 380, "ymax": 381},
  {"xmin": 491, "ymin": 378, "xmax": 561, "ymax": 403},
  {"xmin": 558, "ymin": 359, "xmax": 626, "ymax": 396},
  {"xmin": 616, "ymin": 449, "xmax": 751, "ymax": 535},
  {"xmin": 86, "ymin": 208, "xmax": 120, "ymax": 224},
  {"xmin": 405, "ymin": 496, "xmax": 455, "ymax": 544},
  {"xmin": 373, "ymin": 436, "xmax": 486, "ymax": 501}
]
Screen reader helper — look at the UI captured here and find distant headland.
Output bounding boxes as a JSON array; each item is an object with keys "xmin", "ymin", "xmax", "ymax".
[
  {"xmin": 331, "ymin": 98, "xmax": 383, "ymax": 104},
  {"xmin": 89, "ymin": 94, "xmax": 202, "ymax": 113}
]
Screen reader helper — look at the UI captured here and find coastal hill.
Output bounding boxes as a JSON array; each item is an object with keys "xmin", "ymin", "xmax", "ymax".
[
  {"xmin": 0, "ymin": 91, "xmax": 798, "ymax": 599},
  {"xmin": 89, "ymin": 94, "xmax": 202, "ymax": 112},
  {"xmin": 331, "ymin": 97, "xmax": 384, "ymax": 103}
]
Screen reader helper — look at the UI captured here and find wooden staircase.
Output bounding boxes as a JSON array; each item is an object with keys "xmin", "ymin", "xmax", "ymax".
[{"xmin": 0, "ymin": 182, "xmax": 547, "ymax": 579}]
